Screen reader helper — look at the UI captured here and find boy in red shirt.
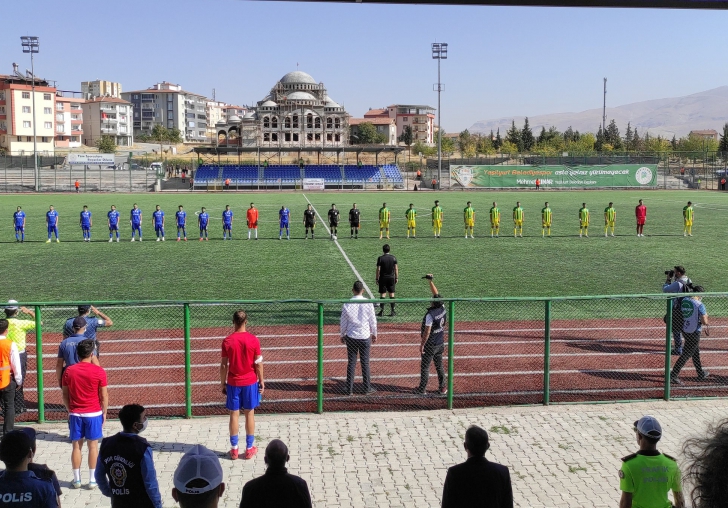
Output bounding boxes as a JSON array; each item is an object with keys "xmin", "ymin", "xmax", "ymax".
[
  {"xmin": 246, "ymin": 203, "xmax": 259, "ymax": 240},
  {"xmin": 62, "ymin": 339, "xmax": 108, "ymax": 489},
  {"xmin": 635, "ymin": 199, "xmax": 647, "ymax": 237},
  {"xmin": 220, "ymin": 310, "xmax": 264, "ymax": 460}
]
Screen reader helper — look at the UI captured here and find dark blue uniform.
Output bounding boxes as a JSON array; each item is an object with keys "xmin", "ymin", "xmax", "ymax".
[
  {"xmin": 0, "ymin": 470, "xmax": 58, "ymax": 508},
  {"xmin": 417, "ymin": 305, "xmax": 447, "ymax": 392}
]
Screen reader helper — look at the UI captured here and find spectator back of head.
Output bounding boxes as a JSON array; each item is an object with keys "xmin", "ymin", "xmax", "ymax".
[
  {"xmin": 77, "ymin": 339, "xmax": 95, "ymax": 360},
  {"xmin": 265, "ymin": 439, "xmax": 289, "ymax": 468},
  {"xmin": 173, "ymin": 445, "xmax": 224, "ymax": 507},
  {"xmin": 465, "ymin": 426, "xmax": 490, "ymax": 457},
  {"xmin": 0, "ymin": 431, "xmax": 32, "ymax": 469},
  {"xmin": 0, "ymin": 319, "xmax": 8, "ymax": 335}
]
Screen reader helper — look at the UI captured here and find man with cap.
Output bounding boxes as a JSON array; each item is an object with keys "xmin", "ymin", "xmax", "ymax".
[
  {"xmin": 62, "ymin": 339, "xmax": 108, "ymax": 489},
  {"xmin": 442, "ymin": 425, "xmax": 513, "ymax": 508},
  {"xmin": 56, "ymin": 317, "xmax": 100, "ymax": 388},
  {"xmin": 619, "ymin": 415, "xmax": 684, "ymax": 508},
  {"xmin": 239, "ymin": 439, "xmax": 312, "ymax": 508},
  {"xmin": 0, "ymin": 430, "xmax": 58, "ymax": 508},
  {"xmin": 95, "ymin": 404, "xmax": 162, "ymax": 508},
  {"xmin": 62, "ymin": 305, "xmax": 114, "ymax": 357},
  {"xmin": 172, "ymin": 445, "xmax": 225, "ymax": 508},
  {"xmin": 0, "ymin": 319, "xmax": 23, "ymax": 435},
  {"xmin": 19, "ymin": 427, "xmax": 62, "ymax": 505},
  {"xmin": 4, "ymin": 301, "xmax": 36, "ymax": 415},
  {"xmin": 671, "ymin": 285, "xmax": 711, "ymax": 385},
  {"xmin": 415, "ymin": 274, "xmax": 447, "ymax": 395}
]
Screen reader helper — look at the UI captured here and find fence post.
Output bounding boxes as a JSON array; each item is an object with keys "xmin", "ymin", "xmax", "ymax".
[
  {"xmin": 183, "ymin": 303, "xmax": 192, "ymax": 418},
  {"xmin": 34, "ymin": 306, "xmax": 44, "ymax": 424},
  {"xmin": 316, "ymin": 303, "xmax": 325, "ymax": 414},
  {"xmin": 543, "ymin": 300, "xmax": 551, "ymax": 406},
  {"xmin": 447, "ymin": 300, "xmax": 455, "ymax": 410},
  {"xmin": 664, "ymin": 299, "xmax": 673, "ymax": 401}
]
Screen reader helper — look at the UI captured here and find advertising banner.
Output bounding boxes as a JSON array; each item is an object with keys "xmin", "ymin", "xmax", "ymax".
[
  {"xmin": 302, "ymin": 178, "xmax": 325, "ymax": 190},
  {"xmin": 68, "ymin": 153, "xmax": 116, "ymax": 166},
  {"xmin": 450, "ymin": 164, "xmax": 658, "ymax": 188}
]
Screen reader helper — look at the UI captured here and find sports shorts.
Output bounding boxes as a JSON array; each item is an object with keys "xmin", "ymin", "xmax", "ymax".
[
  {"xmin": 15, "ymin": 226, "xmax": 24, "ymax": 232},
  {"xmin": 226, "ymin": 383, "xmax": 260, "ymax": 411},
  {"xmin": 432, "ymin": 219, "xmax": 442, "ymax": 228},
  {"xmin": 407, "ymin": 220, "xmax": 416, "ymax": 228},
  {"xmin": 69, "ymin": 414, "xmax": 103, "ymax": 441},
  {"xmin": 636, "ymin": 219, "xmax": 645, "ymax": 225},
  {"xmin": 514, "ymin": 220, "xmax": 523, "ymax": 227},
  {"xmin": 109, "ymin": 225, "xmax": 118, "ymax": 231},
  {"xmin": 606, "ymin": 221, "xmax": 615, "ymax": 227},
  {"xmin": 223, "ymin": 223, "xmax": 232, "ymax": 229},
  {"xmin": 247, "ymin": 222, "xmax": 258, "ymax": 229},
  {"xmin": 350, "ymin": 222, "xmax": 360, "ymax": 228},
  {"xmin": 465, "ymin": 219, "xmax": 474, "ymax": 227},
  {"xmin": 684, "ymin": 220, "xmax": 693, "ymax": 226},
  {"xmin": 305, "ymin": 222, "xmax": 315, "ymax": 229},
  {"xmin": 279, "ymin": 222, "xmax": 289, "ymax": 228},
  {"xmin": 131, "ymin": 224, "xmax": 141, "ymax": 230},
  {"xmin": 491, "ymin": 221, "xmax": 500, "ymax": 227},
  {"xmin": 155, "ymin": 225, "xmax": 164, "ymax": 231},
  {"xmin": 379, "ymin": 277, "xmax": 396, "ymax": 294},
  {"xmin": 580, "ymin": 221, "xmax": 589, "ymax": 227},
  {"xmin": 542, "ymin": 222, "xmax": 551, "ymax": 227},
  {"xmin": 329, "ymin": 222, "xmax": 339, "ymax": 228},
  {"xmin": 379, "ymin": 221, "xmax": 390, "ymax": 229}
]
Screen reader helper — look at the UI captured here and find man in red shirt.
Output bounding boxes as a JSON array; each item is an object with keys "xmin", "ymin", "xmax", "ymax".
[
  {"xmin": 62, "ymin": 339, "xmax": 108, "ymax": 489},
  {"xmin": 220, "ymin": 310, "xmax": 264, "ymax": 461},
  {"xmin": 247, "ymin": 203, "xmax": 259, "ymax": 240},
  {"xmin": 635, "ymin": 199, "xmax": 647, "ymax": 237}
]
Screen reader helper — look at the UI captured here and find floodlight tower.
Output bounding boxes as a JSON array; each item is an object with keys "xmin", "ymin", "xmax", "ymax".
[
  {"xmin": 20, "ymin": 36, "xmax": 40, "ymax": 191},
  {"xmin": 432, "ymin": 42, "xmax": 447, "ymax": 187}
]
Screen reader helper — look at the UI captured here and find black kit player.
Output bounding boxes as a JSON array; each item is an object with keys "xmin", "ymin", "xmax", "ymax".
[
  {"xmin": 328, "ymin": 204, "xmax": 340, "ymax": 239},
  {"xmin": 349, "ymin": 203, "xmax": 361, "ymax": 239},
  {"xmin": 303, "ymin": 204, "xmax": 316, "ymax": 239}
]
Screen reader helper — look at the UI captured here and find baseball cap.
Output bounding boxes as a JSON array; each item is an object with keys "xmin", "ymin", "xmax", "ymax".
[
  {"xmin": 5, "ymin": 300, "xmax": 18, "ymax": 311},
  {"xmin": 634, "ymin": 415, "xmax": 662, "ymax": 440},
  {"xmin": 72, "ymin": 316, "xmax": 87, "ymax": 330},
  {"xmin": 19, "ymin": 427, "xmax": 37, "ymax": 450},
  {"xmin": 173, "ymin": 445, "xmax": 223, "ymax": 495},
  {"xmin": 78, "ymin": 305, "xmax": 91, "ymax": 314}
]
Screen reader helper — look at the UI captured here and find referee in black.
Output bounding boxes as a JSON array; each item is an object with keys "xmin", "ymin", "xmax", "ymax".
[
  {"xmin": 416, "ymin": 274, "xmax": 447, "ymax": 395},
  {"xmin": 375, "ymin": 244, "xmax": 398, "ymax": 317}
]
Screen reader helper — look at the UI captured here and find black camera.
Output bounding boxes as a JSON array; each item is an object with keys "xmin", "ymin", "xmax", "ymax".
[
  {"xmin": 665, "ymin": 270, "xmax": 674, "ymax": 277},
  {"xmin": 422, "ymin": 275, "xmax": 433, "ymax": 280}
]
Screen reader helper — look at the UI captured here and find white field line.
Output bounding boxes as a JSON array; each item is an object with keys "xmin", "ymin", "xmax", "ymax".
[{"xmin": 302, "ymin": 193, "xmax": 374, "ymax": 298}]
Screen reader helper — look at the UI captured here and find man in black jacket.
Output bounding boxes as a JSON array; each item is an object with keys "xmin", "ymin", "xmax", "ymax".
[
  {"xmin": 442, "ymin": 425, "xmax": 513, "ymax": 508},
  {"xmin": 239, "ymin": 439, "xmax": 312, "ymax": 508}
]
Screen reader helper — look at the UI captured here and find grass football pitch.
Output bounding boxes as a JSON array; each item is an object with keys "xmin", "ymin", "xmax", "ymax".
[{"xmin": 1, "ymin": 189, "xmax": 726, "ymax": 305}]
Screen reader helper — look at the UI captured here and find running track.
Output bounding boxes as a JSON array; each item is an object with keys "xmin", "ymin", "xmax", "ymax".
[{"xmin": 17, "ymin": 318, "xmax": 728, "ymax": 421}]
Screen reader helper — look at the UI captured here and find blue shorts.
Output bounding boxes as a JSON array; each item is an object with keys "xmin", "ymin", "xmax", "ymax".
[
  {"xmin": 226, "ymin": 383, "xmax": 260, "ymax": 411},
  {"xmin": 69, "ymin": 414, "xmax": 103, "ymax": 441},
  {"xmin": 223, "ymin": 223, "xmax": 232, "ymax": 229},
  {"xmin": 155, "ymin": 225, "xmax": 164, "ymax": 232},
  {"xmin": 82, "ymin": 226, "xmax": 90, "ymax": 231},
  {"xmin": 280, "ymin": 222, "xmax": 289, "ymax": 228},
  {"xmin": 15, "ymin": 226, "xmax": 23, "ymax": 232},
  {"xmin": 109, "ymin": 225, "xmax": 118, "ymax": 231},
  {"xmin": 132, "ymin": 224, "xmax": 141, "ymax": 231}
]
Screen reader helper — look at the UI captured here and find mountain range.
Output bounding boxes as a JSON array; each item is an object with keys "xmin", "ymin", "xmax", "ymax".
[{"xmin": 467, "ymin": 86, "xmax": 728, "ymax": 139}]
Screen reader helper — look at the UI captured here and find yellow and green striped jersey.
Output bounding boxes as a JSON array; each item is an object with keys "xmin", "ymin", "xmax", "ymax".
[
  {"xmin": 406, "ymin": 208, "xmax": 417, "ymax": 220},
  {"xmin": 490, "ymin": 207, "xmax": 500, "ymax": 222},
  {"xmin": 541, "ymin": 207, "xmax": 552, "ymax": 223},
  {"xmin": 604, "ymin": 207, "xmax": 616, "ymax": 222},
  {"xmin": 379, "ymin": 207, "xmax": 390, "ymax": 222},
  {"xmin": 683, "ymin": 206, "xmax": 694, "ymax": 221},
  {"xmin": 463, "ymin": 206, "xmax": 475, "ymax": 220},
  {"xmin": 579, "ymin": 207, "xmax": 589, "ymax": 222},
  {"xmin": 432, "ymin": 206, "xmax": 443, "ymax": 221},
  {"xmin": 513, "ymin": 206, "xmax": 524, "ymax": 221}
]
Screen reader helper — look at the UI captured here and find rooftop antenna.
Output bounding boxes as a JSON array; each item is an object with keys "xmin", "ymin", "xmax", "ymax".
[{"xmin": 212, "ymin": 88, "xmax": 216, "ymax": 101}]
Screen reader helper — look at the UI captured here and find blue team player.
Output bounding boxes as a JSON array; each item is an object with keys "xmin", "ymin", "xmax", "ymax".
[
  {"xmin": 46, "ymin": 205, "xmax": 59, "ymax": 243},
  {"xmin": 130, "ymin": 203, "xmax": 143, "ymax": 242},
  {"xmin": 279, "ymin": 205, "xmax": 290, "ymax": 240},
  {"xmin": 176, "ymin": 205, "xmax": 187, "ymax": 241},
  {"xmin": 153, "ymin": 205, "xmax": 165, "ymax": 241},
  {"xmin": 80, "ymin": 205, "xmax": 93, "ymax": 242},
  {"xmin": 13, "ymin": 206, "xmax": 26, "ymax": 243},
  {"xmin": 107, "ymin": 205, "xmax": 120, "ymax": 243},
  {"xmin": 222, "ymin": 205, "xmax": 234, "ymax": 240},
  {"xmin": 198, "ymin": 207, "xmax": 209, "ymax": 241}
]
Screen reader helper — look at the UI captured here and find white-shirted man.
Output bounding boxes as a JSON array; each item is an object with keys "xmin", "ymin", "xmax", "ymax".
[{"xmin": 340, "ymin": 281, "xmax": 377, "ymax": 396}]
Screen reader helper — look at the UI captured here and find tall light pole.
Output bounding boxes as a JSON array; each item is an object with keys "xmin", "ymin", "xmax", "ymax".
[
  {"xmin": 21, "ymin": 36, "xmax": 40, "ymax": 191},
  {"xmin": 432, "ymin": 42, "xmax": 447, "ymax": 188}
]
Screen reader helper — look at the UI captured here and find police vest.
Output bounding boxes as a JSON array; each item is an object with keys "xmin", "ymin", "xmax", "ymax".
[
  {"xmin": 421, "ymin": 306, "xmax": 447, "ymax": 346},
  {"xmin": 0, "ymin": 338, "xmax": 12, "ymax": 390},
  {"xmin": 99, "ymin": 433, "xmax": 154, "ymax": 508},
  {"xmin": 681, "ymin": 299, "xmax": 701, "ymax": 334}
]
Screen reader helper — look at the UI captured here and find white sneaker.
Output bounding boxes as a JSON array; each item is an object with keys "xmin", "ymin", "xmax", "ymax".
[
  {"xmin": 162, "ymin": 237, "xmax": 165, "ymax": 241},
  {"xmin": 131, "ymin": 238, "xmax": 135, "ymax": 242},
  {"xmin": 156, "ymin": 238, "xmax": 160, "ymax": 242},
  {"xmin": 605, "ymin": 233, "xmax": 608, "ymax": 237},
  {"xmin": 139, "ymin": 238, "xmax": 142, "ymax": 242},
  {"xmin": 109, "ymin": 238, "xmax": 113, "ymax": 243},
  {"xmin": 684, "ymin": 233, "xmax": 687, "ymax": 237},
  {"xmin": 470, "ymin": 235, "xmax": 475, "ymax": 239},
  {"xmin": 116, "ymin": 237, "xmax": 119, "ymax": 242},
  {"xmin": 580, "ymin": 234, "xmax": 582, "ymax": 238},
  {"xmin": 611, "ymin": 233, "xmax": 614, "ymax": 237},
  {"xmin": 465, "ymin": 235, "xmax": 468, "ymax": 239},
  {"xmin": 688, "ymin": 234, "xmax": 692, "ymax": 237}
]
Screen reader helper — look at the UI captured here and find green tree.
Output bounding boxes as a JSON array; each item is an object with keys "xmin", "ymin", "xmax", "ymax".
[
  {"xmin": 95, "ymin": 135, "xmax": 117, "ymax": 154},
  {"xmin": 623, "ymin": 123, "xmax": 633, "ymax": 151},
  {"xmin": 506, "ymin": 120, "xmax": 521, "ymax": 152},
  {"xmin": 494, "ymin": 128, "xmax": 502, "ymax": 150},
  {"xmin": 521, "ymin": 117, "xmax": 535, "ymax": 152},
  {"xmin": 632, "ymin": 129, "xmax": 643, "ymax": 152},
  {"xmin": 458, "ymin": 129, "xmax": 476, "ymax": 157},
  {"xmin": 352, "ymin": 122, "xmax": 386, "ymax": 144},
  {"xmin": 398, "ymin": 125, "xmax": 414, "ymax": 151},
  {"xmin": 441, "ymin": 134, "xmax": 456, "ymax": 155},
  {"xmin": 476, "ymin": 134, "xmax": 495, "ymax": 155},
  {"xmin": 500, "ymin": 140, "xmax": 518, "ymax": 154},
  {"xmin": 566, "ymin": 133, "xmax": 595, "ymax": 156},
  {"xmin": 671, "ymin": 135, "xmax": 677, "ymax": 150},
  {"xmin": 149, "ymin": 125, "xmax": 183, "ymax": 158},
  {"xmin": 605, "ymin": 119, "xmax": 622, "ymax": 150},
  {"xmin": 719, "ymin": 123, "xmax": 728, "ymax": 153},
  {"xmin": 645, "ymin": 135, "xmax": 672, "ymax": 153},
  {"xmin": 595, "ymin": 125, "xmax": 605, "ymax": 152}
]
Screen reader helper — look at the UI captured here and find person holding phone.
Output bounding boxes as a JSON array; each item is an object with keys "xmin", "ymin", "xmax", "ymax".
[{"xmin": 415, "ymin": 274, "xmax": 447, "ymax": 396}]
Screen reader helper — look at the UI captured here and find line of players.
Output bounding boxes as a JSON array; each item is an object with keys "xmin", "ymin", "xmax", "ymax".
[{"xmin": 11, "ymin": 199, "xmax": 696, "ymax": 242}]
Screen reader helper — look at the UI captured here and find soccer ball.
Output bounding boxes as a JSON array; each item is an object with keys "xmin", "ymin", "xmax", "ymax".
[{"xmin": 332, "ymin": 235, "xmax": 337, "ymax": 240}]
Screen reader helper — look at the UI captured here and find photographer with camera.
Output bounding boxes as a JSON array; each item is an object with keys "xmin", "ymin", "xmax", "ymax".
[
  {"xmin": 671, "ymin": 285, "xmax": 710, "ymax": 385},
  {"xmin": 663, "ymin": 266, "xmax": 692, "ymax": 355},
  {"xmin": 414, "ymin": 274, "xmax": 447, "ymax": 396}
]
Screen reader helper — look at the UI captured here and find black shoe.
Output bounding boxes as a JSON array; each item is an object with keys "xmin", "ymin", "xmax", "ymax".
[
  {"xmin": 364, "ymin": 388, "xmax": 377, "ymax": 395},
  {"xmin": 671, "ymin": 349, "xmax": 683, "ymax": 356},
  {"xmin": 671, "ymin": 376, "xmax": 683, "ymax": 385},
  {"xmin": 698, "ymin": 371, "xmax": 711, "ymax": 381},
  {"xmin": 377, "ymin": 309, "xmax": 383, "ymax": 317},
  {"xmin": 413, "ymin": 388, "xmax": 426, "ymax": 395},
  {"xmin": 389, "ymin": 310, "xmax": 396, "ymax": 316}
]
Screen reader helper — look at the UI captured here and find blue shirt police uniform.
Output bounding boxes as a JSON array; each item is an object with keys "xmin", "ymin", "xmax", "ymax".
[
  {"xmin": 63, "ymin": 316, "xmax": 105, "ymax": 341},
  {"xmin": 0, "ymin": 470, "xmax": 58, "ymax": 508}
]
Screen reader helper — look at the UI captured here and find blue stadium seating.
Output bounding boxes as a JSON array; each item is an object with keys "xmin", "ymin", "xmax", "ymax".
[
  {"xmin": 263, "ymin": 166, "xmax": 300, "ymax": 184},
  {"xmin": 194, "ymin": 166, "xmax": 221, "ymax": 184},
  {"xmin": 221, "ymin": 165, "xmax": 258, "ymax": 184},
  {"xmin": 194, "ymin": 163, "xmax": 403, "ymax": 186},
  {"xmin": 382, "ymin": 164, "xmax": 404, "ymax": 183},
  {"xmin": 303, "ymin": 165, "xmax": 344, "ymax": 182},
  {"xmin": 343, "ymin": 165, "xmax": 382, "ymax": 183}
]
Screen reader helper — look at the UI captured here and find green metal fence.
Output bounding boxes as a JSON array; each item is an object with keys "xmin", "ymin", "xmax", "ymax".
[{"xmin": 6, "ymin": 293, "xmax": 728, "ymax": 423}]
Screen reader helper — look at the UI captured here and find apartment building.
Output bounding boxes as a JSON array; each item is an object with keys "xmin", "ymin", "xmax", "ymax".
[
  {"xmin": 81, "ymin": 96, "xmax": 133, "ymax": 147},
  {"xmin": 122, "ymin": 82, "xmax": 208, "ymax": 143},
  {"xmin": 0, "ymin": 65, "xmax": 57, "ymax": 154},
  {"xmin": 82, "ymin": 80, "xmax": 122, "ymax": 99},
  {"xmin": 55, "ymin": 91, "xmax": 84, "ymax": 149},
  {"xmin": 364, "ymin": 104, "xmax": 436, "ymax": 144},
  {"xmin": 349, "ymin": 117, "xmax": 397, "ymax": 145}
]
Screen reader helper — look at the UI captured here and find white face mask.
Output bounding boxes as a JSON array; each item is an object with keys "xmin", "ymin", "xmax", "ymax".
[{"xmin": 137, "ymin": 419, "xmax": 148, "ymax": 434}]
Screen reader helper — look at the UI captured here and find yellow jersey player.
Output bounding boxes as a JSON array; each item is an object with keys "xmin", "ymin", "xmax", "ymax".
[
  {"xmin": 512, "ymin": 201, "xmax": 524, "ymax": 237},
  {"xmin": 579, "ymin": 203, "xmax": 590, "ymax": 238},
  {"xmin": 604, "ymin": 202, "xmax": 616, "ymax": 237},
  {"xmin": 432, "ymin": 200, "xmax": 443, "ymax": 238},
  {"xmin": 406, "ymin": 204, "xmax": 417, "ymax": 238},
  {"xmin": 379, "ymin": 202, "xmax": 391, "ymax": 240},
  {"xmin": 489, "ymin": 202, "xmax": 500, "ymax": 238},
  {"xmin": 541, "ymin": 202, "xmax": 552, "ymax": 237},
  {"xmin": 683, "ymin": 201, "xmax": 694, "ymax": 237},
  {"xmin": 463, "ymin": 201, "xmax": 475, "ymax": 239}
]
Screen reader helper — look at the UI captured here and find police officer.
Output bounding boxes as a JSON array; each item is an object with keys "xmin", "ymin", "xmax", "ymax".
[
  {"xmin": 95, "ymin": 404, "xmax": 162, "ymax": 508},
  {"xmin": 415, "ymin": 274, "xmax": 447, "ymax": 395},
  {"xmin": 0, "ymin": 430, "xmax": 58, "ymax": 508},
  {"xmin": 375, "ymin": 244, "xmax": 398, "ymax": 317},
  {"xmin": 619, "ymin": 415, "xmax": 684, "ymax": 508},
  {"xmin": 663, "ymin": 265, "xmax": 692, "ymax": 355}
]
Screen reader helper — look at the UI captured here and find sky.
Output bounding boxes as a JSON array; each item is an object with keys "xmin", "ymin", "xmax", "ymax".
[{"xmin": 2, "ymin": 0, "xmax": 727, "ymax": 132}]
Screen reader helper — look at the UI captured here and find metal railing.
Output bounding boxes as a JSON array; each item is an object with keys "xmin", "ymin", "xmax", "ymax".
[{"xmin": 6, "ymin": 292, "xmax": 727, "ymax": 423}]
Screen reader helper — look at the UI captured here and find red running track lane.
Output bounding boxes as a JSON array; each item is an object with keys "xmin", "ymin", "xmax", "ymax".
[{"xmin": 15, "ymin": 319, "xmax": 728, "ymax": 420}]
